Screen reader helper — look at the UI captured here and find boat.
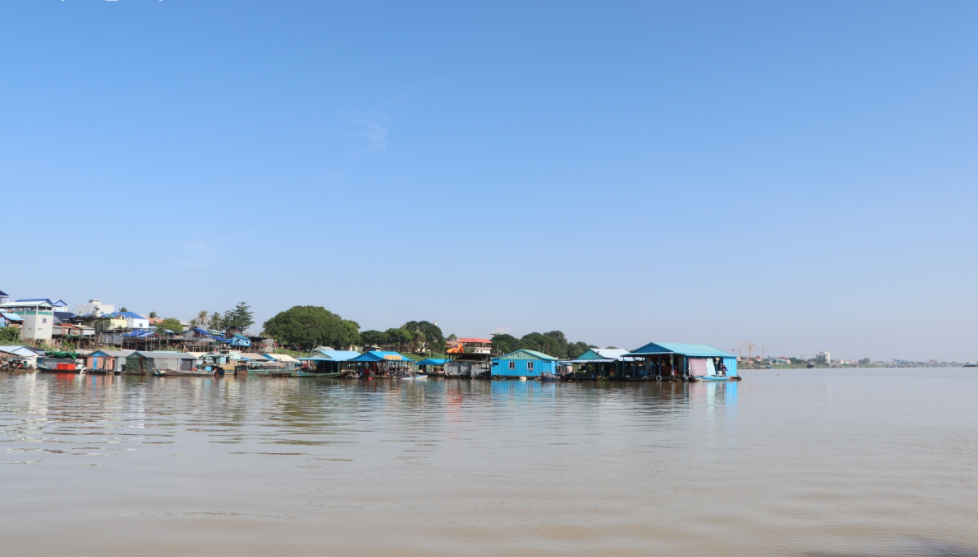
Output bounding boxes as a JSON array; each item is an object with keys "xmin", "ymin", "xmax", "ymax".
[
  {"xmin": 539, "ymin": 373, "xmax": 561, "ymax": 382},
  {"xmin": 161, "ymin": 368, "xmax": 221, "ymax": 377},
  {"xmin": 400, "ymin": 375, "xmax": 428, "ymax": 380},
  {"xmin": 964, "ymin": 362, "xmax": 977, "ymax": 368},
  {"xmin": 37, "ymin": 358, "xmax": 85, "ymax": 373},
  {"xmin": 289, "ymin": 369, "xmax": 347, "ymax": 378},
  {"xmin": 236, "ymin": 360, "xmax": 291, "ymax": 377}
]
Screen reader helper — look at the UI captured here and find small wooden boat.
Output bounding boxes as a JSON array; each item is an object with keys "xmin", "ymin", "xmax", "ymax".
[
  {"xmin": 538, "ymin": 373, "xmax": 561, "ymax": 382},
  {"xmin": 400, "ymin": 375, "xmax": 427, "ymax": 380}
]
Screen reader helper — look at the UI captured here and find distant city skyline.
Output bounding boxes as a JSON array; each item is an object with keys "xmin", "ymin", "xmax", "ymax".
[{"xmin": 1, "ymin": 1, "xmax": 975, "ymax": 361}]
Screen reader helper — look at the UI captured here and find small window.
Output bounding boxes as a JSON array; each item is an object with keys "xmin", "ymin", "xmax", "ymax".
[
  {"xmin": 508, "ymin": 361, "xmax": 515, "ymax": 370},
  {"xmin": 527, "ymin": 362, "xmax": 534, "ymax": 371}
]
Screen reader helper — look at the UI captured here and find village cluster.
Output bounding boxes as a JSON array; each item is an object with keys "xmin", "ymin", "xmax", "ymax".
[{"xmin": 0, "ymin": 293, "xmax": 742, "ymax": 382}]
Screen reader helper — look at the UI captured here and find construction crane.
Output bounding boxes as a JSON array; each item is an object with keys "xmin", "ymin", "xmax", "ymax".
[{"xmin": 737, "ymin": 341, "xmax": 757, "ymax": 361}]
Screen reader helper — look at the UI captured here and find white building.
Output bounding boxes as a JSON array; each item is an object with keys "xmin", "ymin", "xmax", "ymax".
[
  {"xmin": 16, "ymin": 298, "xmax": 68, "ymax": 313},
  {"xmin": 110, "ymin": 311, "xmax": 150, "ymax": 330},
  {"xmin": 75, "ymin": 299, "xmax": 115, "ymax": 317},
  {"xmin": 0, "ymin": 300, "xmax": 55, "ymax": 340},
  {"xmin": 816, "ymin": 351, "xmax": 831, "ymax": 364}
]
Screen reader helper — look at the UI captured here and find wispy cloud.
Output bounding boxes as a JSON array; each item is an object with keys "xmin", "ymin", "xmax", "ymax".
[{"xmin": 351, "ymin": 119, "xmax": 389, "ymax": 156}]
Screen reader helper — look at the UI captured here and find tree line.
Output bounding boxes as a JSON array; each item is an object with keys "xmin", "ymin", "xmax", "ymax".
[
  {"xmin": 490, "ymin": 331, "xmax": 593, "ymax": 359},
  {"xmin": 260, "ymin": 306, "xmax": 445, "ymax": 354}
]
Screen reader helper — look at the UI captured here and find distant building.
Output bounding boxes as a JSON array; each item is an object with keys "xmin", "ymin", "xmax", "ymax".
[
  {"xmin": 17, "ymin": 298, "xmax": 68, "ymax": 312},
  {"xmin": 816, "ymin": 351, "xmax": 831, "ymax": 364},
  {"xmin": 0, "ymin": 300, "xmax": 55, "ymax": 340},
  {"xmin": 108, "ymin": 311, "xmax": 150, "ymax": 330},
  {"xmin": 0, "ymin": 290, "xmax": 8, "ymax": 304},
  {"xmin": 75, "ymin": 299, "xmax": 115, "ymax": 317}
]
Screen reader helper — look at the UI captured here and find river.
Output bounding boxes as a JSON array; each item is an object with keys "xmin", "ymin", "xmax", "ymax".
[{"xmin": 1, "ymin": 369, "xmax": 976, "ymax": 556}]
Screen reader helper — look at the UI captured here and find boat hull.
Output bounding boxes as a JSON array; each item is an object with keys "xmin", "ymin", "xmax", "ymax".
[{"xmin": 289, "ymin": 370, "xmax": 346, "ymax": 378}]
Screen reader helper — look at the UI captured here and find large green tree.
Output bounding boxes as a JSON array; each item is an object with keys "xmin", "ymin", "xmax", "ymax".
[
  {"xmin": 154, "ymin": 318, "xmax": 184, "ymax": 335},
  {"xmin": 384, "ymin": 328, "xmax": 414, "ymax": 352},
  {"xmin": 402, "ymin": 320, "xmax": 445, "ymax": 354},
  {"xmin": 223, "ymin": 302, "xmax": 254, "ymax": 333},
  {"xmin": 262, "ymin": 306, "xmax": 360, "ymax": 350},
  {"xmin": 359, "ymin": 330, "xmax": 386, "ymax": 348},
  {"xmin": 491, "ymin": 333, "xmax": 523, "ymax": 356}
]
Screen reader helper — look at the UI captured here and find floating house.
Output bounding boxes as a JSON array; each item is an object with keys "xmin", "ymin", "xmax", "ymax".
[
  {"xmin": 299, "ymin": 349, "xmax": 361, "ymax": 375},
  {"xmin": 624, "ymin": 342, "xmax": 737, "ymax": 380},
  {"xmin": 125, "ymin": 351, "xmax": 198, "ymax": 375},
  {"xmin": 86, "ymin": 349, "xmax": 135, "ymax": 373},
  {"xmin": 415, "ymin": 358, "xmax": 446, "ymax": 373},
  {"xmin": 491, "ymin": 349, "xmax": 559, "ymax": 378},
  {"xmin": 350, "ymin": 350, "xmax": 414, "ymax": 376},
  {"xmin": 563, "ymin": 348, "xmax": 641, "ymax": 378},
  {"xmin": 0, "ymin": 345, "xmax": 42, "ymax": 368},
  {"xmin": 445, "ymin": 337, "xmax": 493, "ymax": 378}
]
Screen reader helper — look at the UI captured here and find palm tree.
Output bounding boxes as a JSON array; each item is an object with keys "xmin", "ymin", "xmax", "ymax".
[{"xmin": 190, "ymin": 310, "xmax": 209, "ymax": 328}]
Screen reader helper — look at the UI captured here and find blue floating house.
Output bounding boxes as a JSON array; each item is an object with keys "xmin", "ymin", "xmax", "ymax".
[
  {"xmin": 299, "ymin": 349, "xmax": 361, "ymax": 375},
  {"xmin": 491, "ymin": 349, "xmax": 558, "ymax": 378},
  {"xmin": 624, "ymin": 342, "xmax": 737, "ymax": 380}
]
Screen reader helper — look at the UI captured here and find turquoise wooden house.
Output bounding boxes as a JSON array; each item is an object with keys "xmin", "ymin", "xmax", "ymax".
[{"xmin": 491, "ymin": 349, "xmax": 558, "ymax": 378}]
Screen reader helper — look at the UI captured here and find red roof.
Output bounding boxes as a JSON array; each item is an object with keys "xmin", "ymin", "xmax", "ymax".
[{"xmin": 457, "ymin": 338, "xmax": 492, "ymax": 344}]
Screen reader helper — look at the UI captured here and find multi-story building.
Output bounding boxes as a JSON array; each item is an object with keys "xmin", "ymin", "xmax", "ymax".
[
  {"xmin": 816, "ymin": 351, "xmax": 831, "ymax": 364},
  {"xmin": 0, "ymin": 300, "xmax": 55, "ymax": 341},
  {"xmin": 75, "ymin": 299, "xmax": 115, "ymax": 317}
]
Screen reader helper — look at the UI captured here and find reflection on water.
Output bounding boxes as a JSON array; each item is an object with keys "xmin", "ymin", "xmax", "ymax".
[{"xmin": 1, "ymin": 370, "xmax": 976, "ymax": 557}]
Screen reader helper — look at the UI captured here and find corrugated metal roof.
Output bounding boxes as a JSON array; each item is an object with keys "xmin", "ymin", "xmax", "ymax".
[
  {"xmin": 301, "ymin": 350, "xmax": 361, "ymax": 361},
  {"xmin": 17, "ymin": 298, "xmax": 66, "ymax": 306},
  {"xmin": 0, "ymin": 301, "xmax": 54, "ymax": 309},
  {"xmin": 457, "ymin": 338, "xmax": 492, "ymax": 343},
  {"xmin": 129, "ymin": 351, "xmax": 196, "ymax": 358},
  {"xmin": 1, "ymin": 312, "xmax": 24, "ymax": 321},
  {"xmin": 90, "ymin": 350, "xmax": 136, "ymax": 358},
  {"xmin": 575, "ymin": 348, "xmax": 633, "ymax": 361},
  {"xmin": 264, "ymin": 353, "xmax": 298, "ymax": 363},
  {"xmin": 110, "ymin": 311, "xmax": 147, "ymax": 319},
  {"xmin": 626, "ymin": 342, "xmax": 733, "ymax": 358},
  {"xmin": 0, "ymin": 346, "xmax": 42, "ymax": 356},
  {"xmin": 415, "ymin": 358, "xmax": 447, "ymax": 366},
  {"xmin": 351, "ymin": 351, "xmax": 412, "ymax": 362},
  {"xmin": 0, "ymin": 290, "xmax": 7, "ymax": 297},
  {"xmin": 494, "ymin": 349, "xmax": 559, "ymax": 361}
]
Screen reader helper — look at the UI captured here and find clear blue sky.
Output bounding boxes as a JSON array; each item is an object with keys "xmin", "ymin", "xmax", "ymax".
[{"xmin": 1, "ymin": 1, "xmax": 975, "ymax": 361}]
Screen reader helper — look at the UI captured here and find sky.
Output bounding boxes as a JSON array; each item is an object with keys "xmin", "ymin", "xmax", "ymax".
[{"xmin": 1, "ymin": 1, "xmax": 976, "ymax": 361}]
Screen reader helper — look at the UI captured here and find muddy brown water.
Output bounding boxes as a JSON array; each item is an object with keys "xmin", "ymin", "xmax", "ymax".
[{"xmin": 1, "ymin": 369, "xmax": 976, "ymax": 556}]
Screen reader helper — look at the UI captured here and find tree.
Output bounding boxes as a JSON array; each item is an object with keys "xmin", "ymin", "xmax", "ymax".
[
  {"xmin": 0, "ymin": 326, "xmax": 21, "ymax": 343},
  {"xmin": 223, "ymin": 302, "xmax": 255, "ymax": 334},
  {"xmin": 155, "ymin": 318, "xmax": 184, "ymax": 335},
  {"xmin": 447, "ymin": 334, "xmax": 457, "ymax": 341},
  {"xmin": 119, "ymin": 307, "xmax": 128, "ymax": 312},
  {"xmin": 491, "ymin": 333, "xmax": 523, "ymax": 356},
  {"xmin": 360, "ymin": 330, "xmax": 386, "ymax": 348},
  {"xmin": 262, "ymin": 306, "xmax": 360, "ymax": 350},
  {"xmin": 384, "ymin": 328, "xmax": 413, "ymax": 351},
  {"xmin": 207, "ymin": 312, "xmax": 224, "ymax": 331},
  {"xmin": 566, "ymin": 341, "xmax": 590, "ymax": 359},
  {"xmin": 859, "ymin": 358, "xmax": 871, "ymax": 365},
  {"xmin": 193, "ymin": 310, "xmax": 209, "ymax": 328},
  {"xmin": 402, "ymin": 321, "xmax": 446, "ymax": 354},
  {"xmin": 149, "ymin": 311, "xmax": 158, "ymax": 319}
]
